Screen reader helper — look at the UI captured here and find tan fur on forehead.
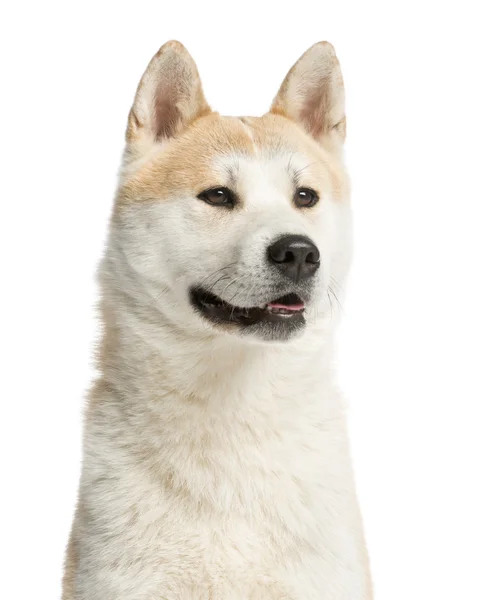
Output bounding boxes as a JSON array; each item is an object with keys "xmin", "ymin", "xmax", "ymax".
[
  {"xmin": 119, "ymin": 114, "xmax": 253, "ymax": 204},
  {"xmin": 118, "ymin": 112, "xmax": 348, "ymax": 206}
]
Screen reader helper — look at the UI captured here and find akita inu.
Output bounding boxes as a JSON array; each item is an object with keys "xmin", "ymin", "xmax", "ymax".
[{"xmin": 63, "ymin": 40, "xmax": 372, "ymax": 599}]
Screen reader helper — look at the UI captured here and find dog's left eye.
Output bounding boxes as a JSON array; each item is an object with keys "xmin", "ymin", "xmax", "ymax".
[
  {"xmin": 294, "ymin": 188, "xmax": 319, "ymax": 208},
  {"xmin": 197, "ymin": 187, "xmax": 236, "ymax": 207}
]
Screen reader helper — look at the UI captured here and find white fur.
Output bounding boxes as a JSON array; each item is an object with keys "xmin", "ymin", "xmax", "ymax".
[{"xmin": 64, "ymin": 41, "xmax": 372, "ymax": 600}]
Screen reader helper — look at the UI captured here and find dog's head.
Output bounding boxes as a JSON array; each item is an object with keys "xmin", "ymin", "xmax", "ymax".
[{"xmin": 111, "ymin": 41, "xmax": 351, "ymax": 343}]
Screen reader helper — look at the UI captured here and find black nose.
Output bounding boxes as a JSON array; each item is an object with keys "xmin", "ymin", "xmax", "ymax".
[{"xmin": 268, "ymin": 235, "xmax": 320, "ymax": 283}]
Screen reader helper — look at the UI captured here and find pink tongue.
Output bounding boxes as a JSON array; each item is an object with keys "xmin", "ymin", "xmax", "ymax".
[{"xmin": 268, "ymin": 301, "xmax": 305, "ymax": 311}]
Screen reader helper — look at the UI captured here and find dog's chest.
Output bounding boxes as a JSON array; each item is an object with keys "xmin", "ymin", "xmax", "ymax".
[
  {"xmin": 80, "ymin": 376, "xmax": 367, "ymax": 599},
  {"xmin": 85, "ymin": 404, "xmax": 363, "ymax": 598}
]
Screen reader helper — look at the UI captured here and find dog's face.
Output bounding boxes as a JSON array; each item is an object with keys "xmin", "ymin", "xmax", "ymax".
[{"xmin": 112, "ymin": 41, "xmax": 351, "ymax": 343}]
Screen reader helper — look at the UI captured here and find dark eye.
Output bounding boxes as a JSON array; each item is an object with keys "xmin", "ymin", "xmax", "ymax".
[
  {"xmin": 197, "ymin": 187, "xmax": 236, "ymax": 207},
  {"xmin": 294, "ymin": 188, "xmax": 319, "ymax": 208}
]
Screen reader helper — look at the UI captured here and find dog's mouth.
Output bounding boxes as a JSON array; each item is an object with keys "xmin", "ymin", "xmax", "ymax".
[{"xmin": 190, "ymin": 287, "xmax": 306, "ymax": 328}]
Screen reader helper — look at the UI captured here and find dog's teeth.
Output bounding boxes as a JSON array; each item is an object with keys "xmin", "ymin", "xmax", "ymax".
[{"xmin": 267, "ymin": 306, "xmax": 300, "ymax": 315}]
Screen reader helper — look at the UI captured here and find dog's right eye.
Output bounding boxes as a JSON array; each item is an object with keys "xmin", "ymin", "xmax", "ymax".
[{"xmin": 197, "ymin": 187, "xmax": 236, "ymax": 207}]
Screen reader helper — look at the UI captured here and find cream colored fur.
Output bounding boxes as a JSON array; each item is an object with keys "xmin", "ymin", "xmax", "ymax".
[{"xmin": 63, "ymin": 41, "xmax": 372, "ymax": 599}]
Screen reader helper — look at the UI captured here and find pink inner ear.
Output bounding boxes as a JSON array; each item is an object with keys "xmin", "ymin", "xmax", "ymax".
[
  {"xmin": 299, "ymin": 79, "xmax": 332, "ymax": 139},
  {"xmin": 154, "ymin": 90, "xmax": 181, "ymax": 140}
]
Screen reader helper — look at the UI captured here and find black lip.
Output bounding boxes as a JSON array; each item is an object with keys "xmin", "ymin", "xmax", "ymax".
[{"xmin": 190, "ymin": 287, "xmax": 306, "ymax": 328}]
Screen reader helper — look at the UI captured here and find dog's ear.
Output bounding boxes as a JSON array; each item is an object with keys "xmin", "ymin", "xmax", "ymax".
[
  {"xmin": 270, "ymin": 42, "xmax": 345, "ymax": 152},
  {"xmin": 126, "ymin": 41, "xmax": 211, "ymax": 152}
]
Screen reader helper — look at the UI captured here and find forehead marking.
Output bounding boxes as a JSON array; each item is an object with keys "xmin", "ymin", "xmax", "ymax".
[{"xmin": 237, "ymin": 117, "xmax": 259, "ymax": 158}]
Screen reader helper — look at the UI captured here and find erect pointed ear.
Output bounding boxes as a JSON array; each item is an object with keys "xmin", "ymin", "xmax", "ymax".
[
  {"xmin": 270, "ymin": 42, "xmax": 346, "ymax": 151},
  {"xmin": 126, "ymin": 41, "xmax": 211, "ymax": 151}
]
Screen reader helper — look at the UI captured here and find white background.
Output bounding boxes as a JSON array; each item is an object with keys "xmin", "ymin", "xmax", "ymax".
[{"xmin": 1, "ymin": 1, "xmax": 482, "ymax": 598}]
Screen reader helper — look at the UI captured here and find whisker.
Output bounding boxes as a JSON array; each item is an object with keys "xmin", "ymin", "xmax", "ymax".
[
  {"xmin": 292, "ymin": 160, "xmax": 322, "ymax": 181},
  {"xmin": 242, "ymin": 282, "xmax": 258, "ymax": 307},
  {"xmin": 327, "ymin": 289, "xmax": 333, "ymax": 320},
  {"xmin": 198, "ymin": 262, "xmax": 237, "ymax": 288},
  {"xmin": 148, "ymin": 262, "xmax": 236, "ymax": 310},
  {"xmin": 329, "ymin": 276, "xmax": 344, "ymax": 292},
  {"xmin": 205, "ymin": 274, "xmax": 230, "ymax": 295},
  {"xmin": 328, "ymin": 286, "xmax": 344, "ymax": 314},
  {"xmin": 227, "ymin": 281, "xmax": 248, "ymax": 305},
  {"xmin": 220, "ymin": 275, "xmax": 244, "ymax": 298}
]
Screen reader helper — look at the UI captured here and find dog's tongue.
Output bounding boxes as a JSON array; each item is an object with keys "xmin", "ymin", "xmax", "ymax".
[{"xmin": 268, "ymin": 300, "xmax": 305, "ymax": 311}]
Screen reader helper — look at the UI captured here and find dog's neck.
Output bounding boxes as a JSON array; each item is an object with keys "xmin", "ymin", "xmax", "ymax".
[
  {"xmin": 99, "ymin": 285, "xmax": 338, "ymax": 414},
  {"xmin": 94, "ymin": 281, "xmax": 346, "ymax": 521}
]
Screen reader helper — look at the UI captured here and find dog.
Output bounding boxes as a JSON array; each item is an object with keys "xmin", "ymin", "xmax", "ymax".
[{"xmin": 62, "ymin": 40, "xmax": 372, "ymax": 599}]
